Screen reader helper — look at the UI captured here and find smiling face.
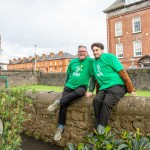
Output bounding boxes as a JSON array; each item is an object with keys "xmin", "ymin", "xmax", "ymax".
[
  {"xmin": 78, "ymin": 46, "xmax": 88, "ymax": 61},
  {"xmin": 92, "ymin": 46, "xmax": 104, "ymax": 59}
]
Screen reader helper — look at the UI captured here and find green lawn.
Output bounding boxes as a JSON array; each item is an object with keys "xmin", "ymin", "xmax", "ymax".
[
  {"xmin": 11, "ymin": 85, "xmax": 150, "ymax": 97},
  {"xmin": 12, "ymin": 85, "xmax": 64, "ymax": 92}
]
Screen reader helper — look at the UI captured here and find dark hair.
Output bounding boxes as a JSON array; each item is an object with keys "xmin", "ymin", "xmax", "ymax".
[
  {"xmin": 78, "ymin": 45, "xmax": 87, "ymax": 50},
  {"xmin": 91, "ymin": 43, "xmax": 104, "ymax": 50}
]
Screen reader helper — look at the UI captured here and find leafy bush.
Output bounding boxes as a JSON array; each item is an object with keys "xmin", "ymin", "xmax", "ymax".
[
  {"xmin": 0, "ymin": 89, "xmax": 32, "ymax": 150},
  {"xmin": 66, "ymin": 125, "xmax": 150, "ymax": 150}
]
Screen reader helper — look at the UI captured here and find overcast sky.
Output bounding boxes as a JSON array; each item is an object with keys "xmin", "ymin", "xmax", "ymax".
[{"xmin": 0, "ymin": 0, "xmax": 115, "ymax": 63}]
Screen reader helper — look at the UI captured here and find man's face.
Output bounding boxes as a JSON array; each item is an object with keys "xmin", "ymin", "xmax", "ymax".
[
  {"xmin": 92, "ymin": 46, "xmax": 103, "ymax": 59},
  {"xmin": 78, "ymin": 47, "xmax": 88, "ymax": 60}
]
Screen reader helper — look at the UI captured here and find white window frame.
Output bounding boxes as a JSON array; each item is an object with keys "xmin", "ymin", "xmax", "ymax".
[
  {"xmin": 116, "ymin": 43, "xmax": 124, "ymax": 58},
  {"xmin": 133, "ymin": 40, "xmax": 142, "ymax": 57},
  {"xmin": 132, "ymin": 17, "xmax": 141, "ymax": 33},
  {"xmin": 115, "ymin": 21, "xmax": 122, "ymax": 37}
]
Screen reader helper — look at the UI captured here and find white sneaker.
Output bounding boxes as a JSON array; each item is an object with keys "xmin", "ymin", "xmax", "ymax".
[
  {"xmin": 48, "ymin": 99, "xmax": 60, "ymax": 112},
  {"xmin": 54, "ymin": 128, "xmax": 63, "ymax": 141}
]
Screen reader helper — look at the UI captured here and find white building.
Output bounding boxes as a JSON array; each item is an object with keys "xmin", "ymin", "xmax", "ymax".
[{"xmin": 0, "ymin": 62, "xmax": 7, "ymax": 70}]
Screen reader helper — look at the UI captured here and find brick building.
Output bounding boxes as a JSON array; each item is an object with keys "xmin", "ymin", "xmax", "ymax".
[
  {"xmin": 7, "ymin": 51, "xmax": 76, "ymax": 73},
  {"xmin": 104, "ymin": 0, "xmax": 150, "ymax": 68}
]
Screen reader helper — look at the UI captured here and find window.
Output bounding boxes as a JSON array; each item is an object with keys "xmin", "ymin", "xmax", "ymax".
[
  {"xmin": 116, "ymin": 43, "xmax": 124, "ymax": 58},
  {"xmin": 115, "ymin": 21, "xmax": 122, "ymax": 36},
  {"xmin": 126, "ymin": 0, "xmax": 141, "ymax": 5},
  {"xmin": 60, "ymin": 61, "xmax": 62, "ymax": 65},
  {"xmin": 55, "ymin": 61, "xmax": 57, "ymax": 65},
  {"xmin": 133, "ymin": 40, "xmax": 142, "ymax": 57},
  {"xmin": 132, "ymin": 17, "xmax": 141, "ymax": 33}
]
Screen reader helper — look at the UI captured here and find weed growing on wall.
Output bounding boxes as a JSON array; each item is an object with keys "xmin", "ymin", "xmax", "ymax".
[{"xmin": 0, "ymin": 89, "xmax": 32, "ymax": 150}]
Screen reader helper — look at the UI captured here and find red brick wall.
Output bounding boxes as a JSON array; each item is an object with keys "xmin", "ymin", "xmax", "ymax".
[{"xmin": 107, "ymin": 7, "xmax": 150, "ymax": 68}]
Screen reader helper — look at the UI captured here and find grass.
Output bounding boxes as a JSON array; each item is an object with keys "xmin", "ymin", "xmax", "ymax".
[
  {"xmin": 11, "ymin": 85, "xmax": 150, "ymax": 97},
  {"xmin": 12, "ymin": 85, "xmax": 64, "ymax": 92}
]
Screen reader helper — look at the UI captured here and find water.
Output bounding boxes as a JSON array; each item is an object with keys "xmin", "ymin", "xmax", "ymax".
[{"xmin": 21, "ymin": 134, "xmax": 64, "ymax": 150}]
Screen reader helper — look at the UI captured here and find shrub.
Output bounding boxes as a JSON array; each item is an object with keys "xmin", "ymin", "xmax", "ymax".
[
  {"xmin": 0, "ymin": 89, "xmax": 32, "ymax": 150},
  {"xmin": 66, "ymin": 125, "xmax": 150, "ymax": 150}
]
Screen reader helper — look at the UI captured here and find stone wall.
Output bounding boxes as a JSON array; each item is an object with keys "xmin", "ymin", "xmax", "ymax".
[
  {"xmin": 23, "ymin": 91, "xmax": 150, "ymax": 147},
  {"xmin": 126, "ymin": 68, "xmax": 150, "ymax": 90},
  {"xmin": 0, "ymin": 70, "xmax": 37, "ymax": 88},
  {"xmin": 36, "ymin": 68, "xmax": 150, "ymax": 90},
  {"xmin": 0, "ymin": 68, "xmax": 150, "ymax": 90},
  {"xmin": 37, "ymin": 72, "xmax": 66, "ymax": 86}
]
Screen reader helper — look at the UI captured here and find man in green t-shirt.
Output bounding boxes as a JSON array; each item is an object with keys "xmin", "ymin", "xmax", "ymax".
[
  {"xmin": 86, "ymin": 42, "xmax": 137, "ymax": 128},
  {"xmin": 48, "ymin": 45, "xmax": 92, "ymax": 141}
]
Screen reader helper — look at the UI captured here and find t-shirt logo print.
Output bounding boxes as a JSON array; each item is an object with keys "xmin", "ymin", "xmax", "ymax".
[
  {"xmin": 96, "ymin": 64, "xmax": 103, "ymax": 77},
  {"xmin": 73, "ymin": 65, "xmax": 83, "ymax": 77}
]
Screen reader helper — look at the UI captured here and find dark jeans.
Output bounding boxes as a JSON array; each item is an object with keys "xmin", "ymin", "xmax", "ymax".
[
  {"xmin": 93, "ymin": 85, "xmax": 127, "ymax": 127},
  {"xmin": 58, "ymin": 86, "xmax": 87, "ymax": 125}
]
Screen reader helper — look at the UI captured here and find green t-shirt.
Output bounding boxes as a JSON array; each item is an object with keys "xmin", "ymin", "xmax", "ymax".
[
  {"xmin": 65, "ymin": 57, "xmax": 93, "ymax": 89},
  {"xmin": 92, "ymin": 53, "xmax": 124, "ymax": 90}
]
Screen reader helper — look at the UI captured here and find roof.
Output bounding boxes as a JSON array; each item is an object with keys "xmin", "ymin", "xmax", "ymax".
[
  {"xmin": 138, "ymin": 55, "xmax": 150, "ymax": 62},
  {"xmin": 104, "ymin": 0, "xmax": 125, "ymax": 13},
  {"xmin": 0, "ymin": 62, "xmax": 7, "ymax": 65},
  {"xmin": 9, "ymin": 52, "xmax": 76, "ymax": 64},
  {"xmin": 103, "ymin": 0, "xmax": 147, "ymax": 13}
]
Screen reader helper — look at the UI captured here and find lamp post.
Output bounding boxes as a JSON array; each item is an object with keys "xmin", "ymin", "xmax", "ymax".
[{"xmin": 34, "ymin": 45, "xmax": 37, "ymax": 71}]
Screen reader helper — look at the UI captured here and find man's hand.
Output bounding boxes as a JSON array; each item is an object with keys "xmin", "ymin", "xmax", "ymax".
[
  {"xmin": 129, "ymin": 91, "xmax": 137, "ymax": 96},
  {"xmin": 85, "ymin": 92, "xmax": 93, "ymax": 97}
]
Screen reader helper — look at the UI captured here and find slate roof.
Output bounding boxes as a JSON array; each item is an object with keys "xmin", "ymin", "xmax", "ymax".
[
  {"xmin": 9, "ymin": 52, "xmax": 76, "ymax": 64},
  {"xmin": 0, "ymin": 62, "xmax": 7, "ymax": 65},
  {"xmin": 103, "ymin": 0, "xmax": 146, "ymax": 13}
]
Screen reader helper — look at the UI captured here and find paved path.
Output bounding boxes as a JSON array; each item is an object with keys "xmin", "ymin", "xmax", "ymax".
[{"xmin": 21, "ymin": 134, "xmax": 64, "ymax": 150}]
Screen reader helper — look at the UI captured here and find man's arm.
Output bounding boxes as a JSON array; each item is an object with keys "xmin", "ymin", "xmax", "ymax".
[
  {"xmin": 119, "ymin": 69, "xmax": 137, "ymax": 96},
  {"xmin": 85, "ymin": 76, "xmax": 96, "ymax": 97},
  {"xmin": 64, "ymin": 74, "xmax": 69, "ymax": 85}
]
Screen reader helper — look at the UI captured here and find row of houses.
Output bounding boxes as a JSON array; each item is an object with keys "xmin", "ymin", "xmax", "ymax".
[{"xmin": 7, "ymin": 51, "xmax": 76, "ymax": 73}]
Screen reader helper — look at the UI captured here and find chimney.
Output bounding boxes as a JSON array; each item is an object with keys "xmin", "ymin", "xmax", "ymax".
[
  {"xmin": 13, "ymin": 58, "xmax": 17, "ymax": 63},
  {"xmin": 59, "ymin": 51, "xmax": 63, "ymax": 57},
  {"xmin": 49, "ymin": 52, "xmax": 54, "ymax": 58},
  {"xmin": 35, "ymin": 55, "xmax": 39, "ymax": 59},
  {"xmin": 9, "ymin": 60, "xmax": 13, "ymax": 64},
  {"xmin": 18, "ymin": 58, "xmax": 22, "ymax": 62},
  {"xmin": 23, "ymin": 57, "xmax": 26, "ymax": 61},
  {"xmin": 42, "ymin": 54, "xmax": 46, "ymax": 59},
  {"xmin": 29, "ymin": 56, "xmax": 32, "ymax": 60}
]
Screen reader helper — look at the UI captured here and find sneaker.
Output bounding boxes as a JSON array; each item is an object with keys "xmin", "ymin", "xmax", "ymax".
[
  {"xmin": 48, "ymin": 99, "xmax": 60, "ymax": 112},
  {"xmin": 54, "ymin": 128, "xmax": 63, "ymax": 141}
]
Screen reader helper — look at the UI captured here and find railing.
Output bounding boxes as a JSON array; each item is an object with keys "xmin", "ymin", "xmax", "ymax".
[{"xmin": 0, "ymin": 76, "xmax": 8, "ymax": 88}]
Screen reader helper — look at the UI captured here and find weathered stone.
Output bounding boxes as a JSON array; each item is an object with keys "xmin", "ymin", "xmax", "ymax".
[
  {"xmin": 22, "ymin": 91, "xmax": 150, "ymax": 148},
  {"xmin": 71, "ymin": 111, "xmax": 84, "ymax": 121},
  {"xmin": 75, "ymin": 121, "xmax": 88, "ymax": 129}
]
